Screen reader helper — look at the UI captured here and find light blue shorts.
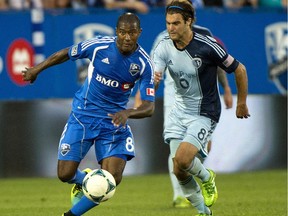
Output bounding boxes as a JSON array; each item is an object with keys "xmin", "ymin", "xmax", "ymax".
[
  {"xmin": 58, "ymin": 112, "xmax": 135, "ymax": 163},
  {"xmin": 164, "ymin": 108, "xmax": 217, "ymax": 158}
]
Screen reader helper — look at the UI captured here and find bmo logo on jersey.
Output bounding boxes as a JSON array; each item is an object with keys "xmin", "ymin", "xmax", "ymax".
[{"xmin": 96, "ymin": 74, "xmax": 119, "ymax": 87}]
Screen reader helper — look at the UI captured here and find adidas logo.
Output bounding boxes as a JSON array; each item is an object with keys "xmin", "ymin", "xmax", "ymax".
[
  {"xmin": 101, "ymin": 58, "xmax": 110, "ymax": 64},
  {"xmin": 168, "ymin": 60, "xmax": 173, "ymax": 65}
]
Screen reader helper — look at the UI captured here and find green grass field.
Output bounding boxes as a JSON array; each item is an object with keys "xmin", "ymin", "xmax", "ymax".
[{"xmin": 0, "ymin": 170, "xmax": 286, "ymax": 216}]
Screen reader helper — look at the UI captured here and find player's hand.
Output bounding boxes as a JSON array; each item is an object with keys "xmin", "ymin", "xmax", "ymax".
[
  {"xmin": 22, "ymin": 67, "xmax": 38, "ymax": 84},
  {"xmin": 236, "ymin": 103, "xmax": 250, "ymax": 119},
  {"xmin": 154, "ymin": 72, "xmax": 162, "ymax": 84},
  {"xmin": 108, "ymin": 111, "xmax": 129, "ymax": 127},
  {"xmin": 223, "ymin": 87, "xmax": 233, "ymax": 109}
]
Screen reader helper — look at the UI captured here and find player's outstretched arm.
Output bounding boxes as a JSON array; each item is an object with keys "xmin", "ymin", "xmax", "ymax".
[
  {"xmin": 22, "ymin": 47, "xmax": 70, "ymax": 83},
  {"xmin": 234, "ymin": 62, "xmax": 250, "ymax": 119}
]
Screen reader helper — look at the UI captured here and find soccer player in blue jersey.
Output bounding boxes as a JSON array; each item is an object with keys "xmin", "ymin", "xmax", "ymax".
[
  {"xmin": 22, "ymin": 12, "xmax": 155, "ymax": 216},
  {"xmin": 153, "ymin": 1, "xmax": 250, "ymax": 216}
]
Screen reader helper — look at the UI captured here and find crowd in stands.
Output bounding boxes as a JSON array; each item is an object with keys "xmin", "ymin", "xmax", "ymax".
[{"xmin": 0, "ymin": 0, "xmax": 286, "ymax": 12}]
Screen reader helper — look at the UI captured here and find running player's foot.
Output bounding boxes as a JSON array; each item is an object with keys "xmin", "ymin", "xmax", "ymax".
[
  {"xmin": 195, "ymin": 211, "xmax": 213, "ymax": 216},
  {"xmin": 201, "ymin": 169, "xmax": 218, "ymax": 207},
  {"xmin": 62, "ymin": 210, "xmax": 76, "ymax": 216},
  {"xmin": 70, "ymin": 168, "xmax": 92, "ymax": 205},
  {"xmin": 172, "ymin": 196, "xmax": 191, "ymax": 208}
]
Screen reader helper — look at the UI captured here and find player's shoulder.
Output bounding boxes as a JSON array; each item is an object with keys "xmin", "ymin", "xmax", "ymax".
[
  {"xmin": 136, "ymin": 45, "xmax": 153, "ymax": 63},
  {"xmin": 156, "ymin": 30, "xmax": 169, "ymax": 39},
  {"xmin": 194, "ymin": 33, "xmax": 227, "ymax": 57},
  {"xmin": 154, "ymin": 34, "xmax": 172, "ymax": 50},
  {"xmin": 80, "ymin": 35, "xmax": 115, "ymax": 50},
  {"xmin": 194, "ymin": 32, "xmax": 218, "ymax": 44},
  {"xmin": 192, "ymin": 24, "xmax": 213, "ymax": 37}
]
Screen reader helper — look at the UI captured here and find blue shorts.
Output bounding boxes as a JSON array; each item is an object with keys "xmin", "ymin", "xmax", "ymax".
[{"xmin": 58, "ymin": 112, "xmax": 135, "ymax": 163}]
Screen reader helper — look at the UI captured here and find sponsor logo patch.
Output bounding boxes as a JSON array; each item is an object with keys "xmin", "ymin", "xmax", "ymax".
[
  {"xmin": 96, "ymin": 74, "xmax": 119, "ymax": 87},
  {"xmin": 121, "ymin": 83, "xmax": 134, "ymax": 91}
]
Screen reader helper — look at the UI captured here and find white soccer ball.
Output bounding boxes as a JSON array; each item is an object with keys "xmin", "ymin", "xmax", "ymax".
[{"xmin": 82, "ymin": 169, "xmax": 116, "ymax": 203}]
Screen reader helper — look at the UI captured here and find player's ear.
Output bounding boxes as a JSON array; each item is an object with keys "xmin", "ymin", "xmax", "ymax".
[
  {"xmin": 138, "ymin": 28, "xmax": 142, "ymax": 35},
  {"xmin": 187, "ymin": 17, "xmax": 193, "ymax": 28}
]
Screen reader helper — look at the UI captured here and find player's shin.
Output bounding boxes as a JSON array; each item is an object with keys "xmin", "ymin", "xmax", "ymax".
[
  {"xmin": 178, "ymin": 175, "xmax": 211, "ymax": 214},
  {"xmin": 70, "ymin": 196, "xmax": 99, "ymax": 216}
]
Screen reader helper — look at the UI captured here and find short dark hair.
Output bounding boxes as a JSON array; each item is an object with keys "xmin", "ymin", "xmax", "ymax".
[
  {"xmin": 117, "ymin": 12, "xmax": 141, "ymax": 29},
  {"xmin": 166, "ymin": 1, "xmax": 195, "ymax": 24}
]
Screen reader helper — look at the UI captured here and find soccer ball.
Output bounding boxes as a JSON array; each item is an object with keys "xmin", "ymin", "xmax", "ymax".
[{"xmin": 82, "ymin": 169, "xmax": 116, "ymax": 203}]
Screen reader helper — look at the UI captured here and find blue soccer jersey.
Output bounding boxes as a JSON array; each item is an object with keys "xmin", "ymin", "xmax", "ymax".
[{"xmin": 68, "ymin": 36, "xmax": 155, "ymax": 118}]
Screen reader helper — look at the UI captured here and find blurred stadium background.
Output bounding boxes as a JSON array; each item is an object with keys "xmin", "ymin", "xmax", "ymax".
[{"xmin": 0, "ymin": 6, "xmax": 286, "ymax": 178}]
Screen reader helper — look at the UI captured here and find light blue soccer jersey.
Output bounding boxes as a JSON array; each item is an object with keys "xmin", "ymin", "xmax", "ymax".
[
  {"xmin": 68, "ymin": 36, "xmax": 155, "ymax": 118},
  {"xmin": 150, "ymin": 26, "xmax": 213, "ymax": 109},
  {"xmin": 153, "ymin": 32, "xmax": 239, "ymax": 122}
]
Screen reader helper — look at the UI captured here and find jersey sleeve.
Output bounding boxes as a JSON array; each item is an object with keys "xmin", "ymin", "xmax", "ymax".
[
  {"xmin": 150, "ymin": 30, "xmax": 168, "ymax": 56},
  {"xmin": 207, "ymin": 36, "xmax": 239, "ymax": 73},
  {"xmin": 68, "ymin": 38, "xmax": 95, "ymax": 61},
  {"xmin": 138, "ymin": 59, "xmax": 155, "ymax": 102},
  {"xmin": 152, "ymin": 40, "xmax": 168, "ymax": 74}
]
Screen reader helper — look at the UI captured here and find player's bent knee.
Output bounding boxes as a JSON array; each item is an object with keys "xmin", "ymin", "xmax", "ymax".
[
  {"xmin": 58, "ymin": 171, "xmax": 75, "ymax": 183},
  {"xmin": 174, "ymin": 155, "xmax": 191, "ymax": 171},
  {"xmin": 57, "ymin": 160, "xmax": 79, "ymax": 182}
]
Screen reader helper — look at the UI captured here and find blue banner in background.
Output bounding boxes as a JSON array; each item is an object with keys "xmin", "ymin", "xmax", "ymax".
[{"xmin": 0, "ymin": 8, "xmax": 287, "ymax": 100}]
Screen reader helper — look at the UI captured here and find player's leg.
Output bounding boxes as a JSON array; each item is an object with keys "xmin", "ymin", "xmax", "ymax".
[
  {"xmin": 65, "ymin": 121, "xmax": 134, "ymax": 216},
  {"xmin": 207, "ymin": 140, "xmax": 212, "ymax": 153},
  {"xmin": 58, "ymin": 161, "xmax": 89, "ymax": 204},
  {"xmin": 66, "ymin": 156, "xmax": 127, "ymax": 216},
  {"xmin": 57, "ymin": 113, "xmax": 94, "ymax": 185},
  {"xmin": 171, "ymin": 139, "xmax": 211, "ymax": 215},
  {"xmin": 100, "ymin": 156, "xmax": 127, "ymax": 185},
  {"xmin": 57, "ymin": 160, "xmax": 82, "ymax": 183},
  {"xmin": 164, "ymin": 107, "xmax": 191, "ymax": 207},
  {"xmin": 175, "ymin": 116, "xmax": 218, "ymax": 208},
  {"xmin": 168, "ymin": 154, "xmax": 191, "ymax": 208},
  {"xmin": 59, "ymin": 113, "xmax": 97, "ymax": 216}
]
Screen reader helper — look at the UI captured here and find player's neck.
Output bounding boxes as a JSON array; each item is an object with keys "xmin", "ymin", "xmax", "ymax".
[{"xmin": 174, "ymin": 31, "xmax": 193, "ymax": 50}]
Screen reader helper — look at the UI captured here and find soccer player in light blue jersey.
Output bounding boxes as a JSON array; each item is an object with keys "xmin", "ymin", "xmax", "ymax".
[
  {"xmin": 153, "ymin": 1, "xmax": 250, "ymax": 216},
  {"xmin": 22, "ymin": 12, "xmax": 155, "ymax": 216},
  {"xmin": 134, "ymin": 0, "xmax": 233, "ymax": 208},
  {"xmin": 134, "ymin": 24, "xmax": 233, "ymax": 209}
]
